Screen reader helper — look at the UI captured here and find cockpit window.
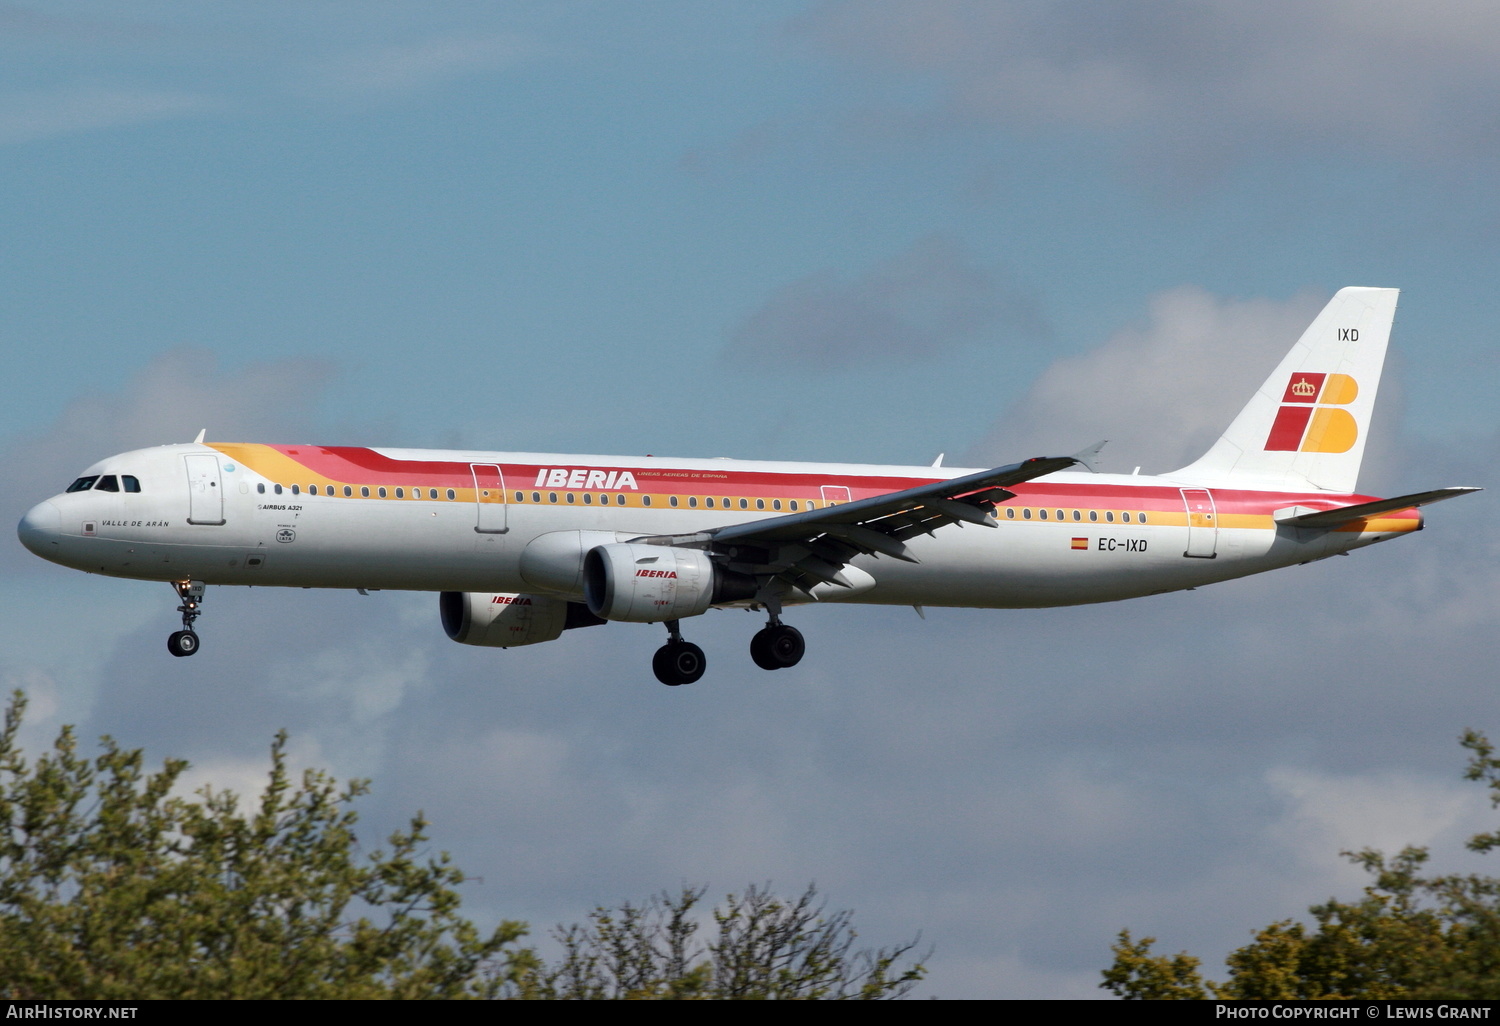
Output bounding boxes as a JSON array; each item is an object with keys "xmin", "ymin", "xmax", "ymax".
[
  {"xmin": 122, "ymin": 476, "xmax": 141, "ymax": 493},
  {"xmin": 66, "ymin": 476, "xmax": 98, "ymax": 493},
  {"xmin": 94, "ymin": 475, "xmax": 119, "ymax": 492}
]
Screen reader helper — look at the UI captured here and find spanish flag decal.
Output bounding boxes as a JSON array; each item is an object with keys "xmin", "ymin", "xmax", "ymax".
[{"xmin": 1071, "ymin": 537, "xmax": 1089, "ymax": 550}]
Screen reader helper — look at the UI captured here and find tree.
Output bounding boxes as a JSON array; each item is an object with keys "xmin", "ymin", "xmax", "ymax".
[
  {"xmin": 0, "ymin": 691, "xmax": 529, "ymax": 999},
  {"xmin": 1101, "ymin": 730, "xmax": 1500, "ymax": 1000},
  {"xmin": 516, "ymin": 884, "xmax": 929, "ymax": 999},
  {"xmin": 0, "ymin": 690, "xmax": 931, "ymax": 1000}
]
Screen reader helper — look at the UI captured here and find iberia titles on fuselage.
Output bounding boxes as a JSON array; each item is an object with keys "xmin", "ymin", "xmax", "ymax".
[{"xmin": 16, "ymin": 287, "xmax": 1480, "ymax": 685}]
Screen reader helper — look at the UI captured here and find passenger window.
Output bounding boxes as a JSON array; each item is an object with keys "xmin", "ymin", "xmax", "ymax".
[
  {"xmin": 1039, "ymin": 509, "xmax": 1048, "ymax": 520},
  {"xmin": 1089, "ymin": 510, "xmax": 1097, "ymax": 522},
  {"xmin": 790, "ymin": 501, "xmax": 798, "ymax": 511},
  {"xmin": 291, "ymin": 485, "xmax": 300, "ymax": 495},
  {"xmin": 1072, "ymin": 510, "xmax": 1081, "ymax": 521},
  {"xmin": 1023, "ymin": 509, "xmax": 1032, "ymax": 520},
  {"xmin": 688, "ymin": 497, "xmax": 698, "ymax": 508},
  {"xmin": 704, "ymin": 497, "xmax": 714, "ymax": 508},
  {"xmin": 756, "ymin": 499, "xmax": 765, "ymax": 510},
  {"xmin": 739, "ymin": 498, "xmax": 748, "ymax": 509},
  {"xmin": 446, "ymin": 489, "xmax": 455, "ymax": 500},
  {"xmin": 429, "ymin": 489, "xmax": 438, "ymax": 499},
  {"xmin": 616, "ymin": 494, "xmax": 626, "ymax": 505},
  {"xmin": 670, "ymin": 496, "xmax": 679, "ymax": 507},
  {"xmin": 1106, "ymin": 511, "xmax": 1115, "ymax": 522},
  {"xmin": 566, "ymin": 493, "xmax": 575, "ymax": 503},
  {"xmin": 773, "ymin": 500, "xmax": 782, "ymax": 510},
  {"xmin": 396, "ymin": 488, "xmax": 405, "ymax": 498},
  {"xmin": 94, "ymin": 475, "xmax": 119, "ymax": 492},
  {"xmin": 66, "ymin": 477, "xmax": 98, "ymax": 493},
  {"xmin": 274, "ymin": 484, "xmax": 283, "ymax": 495},
  {"xmin": 548, "ymin": 492, "xmax": 558, "ymax": 503},
  {"xmin": 1006, "ymin": 507, "xmax": 1015, "ymax": 519},
  {"xmin": 642, "ymin": 495, "xmax": 652, "ymax": 506},
  {"xmin": 583, "ymin": 493, "xmax": 593, "ymax": 504},
  {"xmin": 1056, "ymin": 510, "xmax": 1064, "ymax": 520},
  {"xmin": 257, "ymin": 483, "xmax": 266, "ymax": 494},
  {"xmin": 361, "ymin": 487, "xmax": 371, "ymax": 498}
]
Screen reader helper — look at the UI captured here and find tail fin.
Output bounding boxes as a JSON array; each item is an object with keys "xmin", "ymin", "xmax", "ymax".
[{"xmin": 1170, "ymin": 286, "xmax": 1398, "ymax": 493}]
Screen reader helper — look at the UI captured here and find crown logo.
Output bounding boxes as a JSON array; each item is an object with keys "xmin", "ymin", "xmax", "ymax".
[{"xmin": 1290, "ymin": 379, "xmax": 1317, "ymax": 397}]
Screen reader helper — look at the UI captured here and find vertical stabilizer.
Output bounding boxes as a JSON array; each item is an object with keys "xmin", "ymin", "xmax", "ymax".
[{"xmin": 1170, "ymin": 287, "xmax": 1398, "ymax": 493}]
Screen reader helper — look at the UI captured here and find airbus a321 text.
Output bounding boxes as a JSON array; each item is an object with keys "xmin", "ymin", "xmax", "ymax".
[{"xmin": 18, "ymin": 288, "xmax": 1479, "ymax": 685}]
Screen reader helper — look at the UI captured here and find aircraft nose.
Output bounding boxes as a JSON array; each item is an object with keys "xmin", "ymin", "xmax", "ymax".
[{"xmin": 17, "ymin": 500, "xmax": 61, "ymax": 557}]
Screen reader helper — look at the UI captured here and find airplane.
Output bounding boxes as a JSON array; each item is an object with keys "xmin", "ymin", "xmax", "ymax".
[{"xmin": 16, "ymin": 287, "xmax": 1479, "ymax": 686}]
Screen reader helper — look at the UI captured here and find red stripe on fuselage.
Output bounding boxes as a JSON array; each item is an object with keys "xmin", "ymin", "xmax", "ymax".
[{"xmin": 257, "ymin": 446, "xmax": 1382, "ymax": 517}]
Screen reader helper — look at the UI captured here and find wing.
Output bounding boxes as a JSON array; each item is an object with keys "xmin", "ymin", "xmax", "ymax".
[{"xmin": 632, "ymin": 454, "xmax": 1080, "ymax": 598}]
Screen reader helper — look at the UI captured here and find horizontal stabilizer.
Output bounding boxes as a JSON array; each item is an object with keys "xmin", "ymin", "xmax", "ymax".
[{"xmin": 1280, "ymin": 487, "xmax": 1481, "ymax": 528}]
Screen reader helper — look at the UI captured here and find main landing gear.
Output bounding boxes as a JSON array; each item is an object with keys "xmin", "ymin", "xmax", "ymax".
[
  {"xmin": 167, "ymin": 580, "xmax": 205, "ymax": 658},
  {"xmin": 650, "ymin": 612, "xmax": 808, "ymax": 686},
  {"xmin": 653, "ymin": 620, "xmax": 706, "ymax": 686},
  {"xmin": 750, "ymin": 620, "xmax": 804, "ymax": 671}
]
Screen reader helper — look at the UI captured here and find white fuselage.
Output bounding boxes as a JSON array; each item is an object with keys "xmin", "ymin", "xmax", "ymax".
[{"xmin": 18, "ymin": 442, "xmax": 1417, "ymax": 611}]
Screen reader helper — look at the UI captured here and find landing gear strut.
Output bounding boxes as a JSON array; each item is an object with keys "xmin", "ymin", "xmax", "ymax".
[
  {"xmin": 652, "ymin": 619, "xmax": 706, "ymax": 686},
  {"xmin": 167, "ymin": 580, "xmax": 205, "ymax": 658}
]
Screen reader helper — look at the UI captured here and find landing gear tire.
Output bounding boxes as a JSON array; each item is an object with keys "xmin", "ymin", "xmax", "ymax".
[
  {"xmin": 750, "ymin": 624, "xmax": 804, "ymax": 670},
  {"xmin": 653, "ymin": 641, "xmax": 706, "ymax": 686},
  {"xmin": 167, "ymin": 630, "xmax": 200, "ymax": 658}
]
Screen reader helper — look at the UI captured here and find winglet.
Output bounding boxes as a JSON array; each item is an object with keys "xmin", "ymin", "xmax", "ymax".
[
  {"xmin": 193, "ymin": 429, "xmax": 207, "ymax": 444},
  {"xmin": 1071, "ymin": 440, "xmax": 1107, "ymax": 474}
]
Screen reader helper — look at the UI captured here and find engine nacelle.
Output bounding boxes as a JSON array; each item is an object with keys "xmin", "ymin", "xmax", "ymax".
[
  {"xmin": 583, "ymin": 543, "xmax": 755, "ymax": 623},
  {"xmin": 439, "ymin": 591, "xmax": 601, "ymax": 648}
]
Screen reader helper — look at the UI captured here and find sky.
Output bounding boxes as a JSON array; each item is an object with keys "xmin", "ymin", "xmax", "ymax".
[{"xmin": 2, "ymin": 0, "xmax": 1498, "ymax": 998}]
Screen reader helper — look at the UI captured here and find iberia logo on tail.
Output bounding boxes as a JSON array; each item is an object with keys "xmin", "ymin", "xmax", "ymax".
[{"xmin": 1265, "ymin": 373, "xmax": 1360, "ymax": 453}]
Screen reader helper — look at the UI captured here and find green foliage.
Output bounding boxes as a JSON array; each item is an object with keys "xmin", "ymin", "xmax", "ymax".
[
  {"xmin": 1102, "ymin": 730, "xmax": 1500, "ymax": 1000},
  {"xmin": 516, "ymin": 884, "xmax": 928, "ymax": 999},
  {"xmin": 0, "ymin": 691, "xmax": 528, "ymax": 999},
  {"xmin": 1099, "ymin": 931, "xmax": 1208, "ymax": 999}
]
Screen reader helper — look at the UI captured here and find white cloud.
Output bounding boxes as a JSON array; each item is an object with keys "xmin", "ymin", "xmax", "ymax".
[
  {"xmin": 316, "ymin": 34, "xmax": 535, "ymax": 96},
  {"xmin": 1266, "ymin": 765, "xmax": 1487, "ymax": 888},
  {"xmin": 967, "ymin": 286, "xmax": 1327, "ymax": 473},
  {"xmin": 0, "ymin": 86, "xmax": 217, "ymax": 145},
  {"xmin": 727, "ymin": 235, "xmax": 1046, "ymax": 369},
  {"xmin": 798, "ymin": 0, "xmax": 1500, "ymax": 171}
]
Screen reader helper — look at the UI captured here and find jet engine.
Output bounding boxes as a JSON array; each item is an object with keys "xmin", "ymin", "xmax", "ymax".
[
  {"xmin": 582, "ymin": 543, "xmax": 756, "ymax": 622},
  {"xmin": 439, "ymin": 591, "xmax": 602, "ymax": 648}
]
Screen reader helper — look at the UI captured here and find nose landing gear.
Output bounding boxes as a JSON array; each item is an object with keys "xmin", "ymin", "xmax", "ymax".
[
  {"xmin": 167, "ymin": 580, "xmax": 205, "ymax": 658},
  {"xmin": 652, "ymin": 619, "xmax": 706, "ymax": 686}
]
